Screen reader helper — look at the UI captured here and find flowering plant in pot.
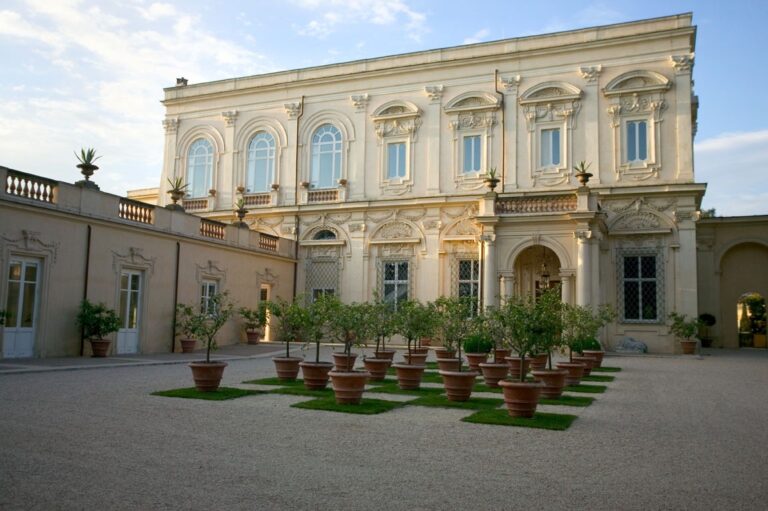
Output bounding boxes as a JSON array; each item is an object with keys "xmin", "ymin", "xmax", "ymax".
[
  {"xmin": 266, "ymin": 297, "xmax": 307, "ymax": 381},
  {"xmin": 392, "ymin": 300, "xmax": 433, "ymax": 389},
  {"xmin": 175, "ymin": 303, "xmax": 203, "ymax": 353},
  {"xmin": 76, "ymin": 299, "xmax": 122, "ymax": 358},
  {"xmin": 323, "ymin": 297, "xmax": 370, "ymax": 404},
  {"xmin": 669, "ymin": 312, "xmax": 702, "ymax": 355},
  {"xmin": 239, "ymin": 302, "xmax": 267, "ymax": 344},
  {"xmin": 187, "ymin": 292, "xmax": 235, "ymax": 391},
  {"xmin": 298, "ymin": 295, "xmax": 335, "ymax": 389},
  {"xmin": 434, "ymin": 296, "xmax": 478, "ymax": 401}
]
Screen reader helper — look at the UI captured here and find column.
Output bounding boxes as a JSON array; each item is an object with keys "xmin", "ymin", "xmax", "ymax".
[
  {"xmin": 576, "ymin": 230, "xmax": 592, "ymax": 306},
  {"xmin": 671, "ymin": 54, "xmax": 695, "ymax": 181},
  {"xmin": 220, "ymin": 110, "xmax": 239, "ymax": 211},
  {"xmin": 559, "ymin": 271, "xmax": 574, "ymax": 305},
  {"xmin": 482, "ymin": 233, "xmax": 498, "ymax": 309},
  {"xmin": 160, "ymin": 118, "xmax": 179, "ymax": 206}
]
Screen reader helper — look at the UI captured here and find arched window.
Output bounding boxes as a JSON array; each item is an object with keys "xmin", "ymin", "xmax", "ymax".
[
  {"xmin": 313, "ymin": 229, "xmax": 337, "ymax": 240},
  {"xmin": 246, "ymin": 132, "xmax": 275, "ymax": 193},
  {"xmin": 187, "ymin": 138, "xmax": 213, "ymax": 198},
  {"xmin": 310, "ymin": 124, "xmax": 342, "ymax": 188}
]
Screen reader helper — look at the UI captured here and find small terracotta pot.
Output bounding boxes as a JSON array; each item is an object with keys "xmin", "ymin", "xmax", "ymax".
[
  {"xmin": 332, "ymin": 352, "xmax": 358, "ymax": 371},
  {"xmin": 529, "ymin": 353, "xmax": 548, "ymax": 372},
  {"xmin": 556, "ymin": 362, "xmax": 586, "ymax": 386},
  {"xmin": 402, "ymin": 352, "xmax": 428, "ymax": 365},
  {"xmin": 272, "ymin": 356, "xmax": 302, "ymax": 381},
  {"xmin": 412, "ymin": 347, "xmax": 429, "ymax": 355},
  {"xmin": 392, "ymin": 363, "xmax": 426, "ymax": 390},
  {"xmin": 90, "ymin": 339, "xmax": 111, "ymax": 358},
  {"xmin": 571, "ymin": 356, "xmax": 594, "ymax": 376},
  {"xmin": 582, "ymin": 350, "xmax": 605, "ymax": 367},
  {"xmin": 531, "ymin": 369, "xmax": 568, "ymax": 399},
  {"xmin": 363, "ymin": 358, "xmax": 391, "ymax": 381},
  {"xmin": 498, "ymin": 380, "xmax": 543, "ymax": 418},
  {"xmin": 505, "ymin": 357, "xmax": 532, "ymax": 381},
  {"xmin": 189, "ymin": 361, "xmax": 228, "ymax": 392},
  {"xmin": 434, "ymin": 348, "xmax": 456, "ymax": 359},
  {"xmin": 246, "ymin": 330, "xmax": 262, "ymax": 345},
  {"xmin": 492, "ymin": 349, "xmax": 511, "ymax": 363},
  {"xmin": 680, "ymin": 340, "xmax": 697, "ymax": 355},
  {"xmin": 329, "ymin": 370, "xmax": 370, "ymax": 404},
  {"xmin": 299, "ymin": 361, "xmax": 334, "ymax": 390},
  {"xmin": 436, "ymin": 358, "xmax": 462, "ymax": 372},
  {"xmin": 478, "ymin": 362, "xmax": 509, "ymax": 387},
  {"xmin": 179, "ymin": 338, "xmax": 196, "ymax": 353},
  {"xmin": 375, "ymin": 350, "xmax": 396, "ymax": 361},
  {"xmin": 439, "ymin": 370, "xmax": 479, "ymax": 402},
  {"xmin": 465, "ymin": 352, "xmax": 489, "ymax": 371}
]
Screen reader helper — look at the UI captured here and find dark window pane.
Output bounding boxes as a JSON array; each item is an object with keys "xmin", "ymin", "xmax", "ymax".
[
  {"xmin": 459, "ymin": 260, "xmax": 472, "ymax": 280},
  {"xmin": 24, "ymin": 264, "xmax": 37, "ymax": 282},
  {"xmin": 397, "ymin": 262, "xmax": 408, "ymax": 280},
  {"xmin": 624, "ymin": 281, "xmax": 639, "ymax": 319},
  {"xmin": 641, "ymin": 256, "xmax": 656, "ymax": 278},
  {"xmin": 5, "ymin": 281, "xmax": 20, "ymax": 327},
  {"xmin": 458, "ymin": 283, "xmax": 471, "ymax": 297},
  {"xmin": 624, "ymin": 256, "xmax": 638, "ymax": 279},
  {"xmin": 383, "ymin": 284, "xmax": 395, "ymax": 302},
  {"xmin": 384, "ymin": 263, "xmax": 395, "ymax": 281},
  {"xmin": 21, "ymin": 282, "xmax": 36, "ymax": 327},
  {"xmin": 641, "ymin": 282, "xmax": 657, "ymax": 319}
]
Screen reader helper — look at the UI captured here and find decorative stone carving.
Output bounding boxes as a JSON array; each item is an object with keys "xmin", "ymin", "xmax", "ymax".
[
  {"xmin": 350, "ymin": 94, "xmax": 370, "ymax": 112},
  {"xmin": 378, "ymin": 222, "xmax": 412, "ymax": 240},
  {"xmin": 196, "ymin": 260, "xmax": 226, "ymax": 286},
  {"xmin": 284, "ymin": 103, "xmax": 302, "ymax": 118},
  {"xmin": 575, "ymin": 230, "xmax": 593, "ymax": 241},
  {"xmin": 112, "ymin": 247, "xmax": 156, "ymax": 275},
  {"xmin": 348, "ymin": 222, "xmax": 366, "ymax": 233},
  {"xmin": 495, "ymin": 195, "xmax": 577, "ymax": 214},
  {"xmin": 375, "ymin": 118, "xmax": 421, "ymax": 138},
  {"xmin": 612, "ymin": 212, "xmax": 662, "ymax": 231},
  {"xmin": 670, "ymin": 54, "xmax": 694, "ymax": 74},
  {"xmin": 162, "ymin": 118, "xmax": 179, "ymax": 134},
  {"xmin": 422, "ymin": 219, "xmax": 441, "ymax": 231},
  {"xmin": 424, "ymin": 85, "xmax": 444, "ymax": 102},
  {"xmin": 221, "ymin": 110, "xmax": 238, "ymax": 127},
  {"xmin": 1, "ymin": 230, "xmax": 59, "ymax": 263},
  {"xmin": 449, "ymin": 112, "xmax": 496, "ymax": 131},
  {"xmin": 579, "ymin": 65, "xmax": 602, "ymax": 83},
  {"xmin": 500, "ymin": 75, "xmax": 521, "ymax": 94},
  {"xmin": 255, "ymin": 268, "xmax": 279, "ymax": 285}
]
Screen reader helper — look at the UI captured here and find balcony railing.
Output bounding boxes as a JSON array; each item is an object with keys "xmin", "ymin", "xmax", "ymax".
[
  {"xmin": 200, "ymin": 218, "xmax": 226, "ymax": 240},
  {"xmin": 5, "ymin": 170, "xmax": 57, "ymax": 204},
  {"xmin": 259, "ymin": 233, "xmax": 278, "ymax": 252},
  {"xmin": 118, "ymin": 198, "xmax": 154, "ymax": 225},
  {"xmin": 496, "ymin": 194, "xmax": 577, "ymax": 215},
  {"xmin": 243, "ymin": 193, "xmax": 271, "ymax": 207},
  {"xmin": 183, "ymin": 198, "xmax": 208, "ymax": 211},
  {"xmin": 307, "ymin": 189, "xmax": 339, "ymax": 203}
]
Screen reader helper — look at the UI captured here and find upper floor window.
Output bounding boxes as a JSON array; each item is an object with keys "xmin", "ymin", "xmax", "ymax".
[
  {"xmin": 387, "ymin": 142, "xmax": 406, "ymax": 179},
  {"xmin": 246, "ymin": 132, "xmax": 275, "ymax": 193},
  {"xmin": 313, "ymin": 229, "xmax": 337, "ymax": 240},
  {"xmin": 187, "ymin": 138, "xmax": 213, "ymax": 198},
  {"xmin": 540, "ymin": 128, "xmax": 561, "ymax": 168},
  {"xmin": 310, "ymin": 124, "xmax": 342, "ymax": 189},
  {"xmin": 626, "ymin": 120, "xmax": 648, "ymax": 163},
  {"xmin": 462, "ymin": 135, "xmax": 482, "ymax": 174}
]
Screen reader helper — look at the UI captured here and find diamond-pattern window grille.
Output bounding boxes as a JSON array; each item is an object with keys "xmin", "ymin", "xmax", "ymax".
[
  {"xmin": 452, "ymin": 257, "xmax": 480, "ymax": 314},
  {"xmin": 617, "ymin": 248, "xmax": 664, "ymax": 324},
  {"xmin": 305, "ymin": 257, "xmax": 340, "ymax": 303},
  {"xmin": 377, "ymin": 259, "xmax": 411, "ymax": 311}
]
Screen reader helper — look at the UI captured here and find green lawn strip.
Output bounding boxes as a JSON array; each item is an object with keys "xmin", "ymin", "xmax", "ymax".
[
  {"xmin": 539, "ymin": 395, "xmax": 595, "ymax": 407},
  {"xmin": 407, "ymin": 394, "xmax": 503, "ymax": 411},
  {"xmin": 368, "ymin": 382, "xmax": 445, "ymax": 396},
  {"xmin": 242, "ymin": 377, "xmax": 304, "ymax": 387},
  {"xmin": 152, "ymin": 387, "xmax": 264, "ymax": 401},
  {"xmin": 384, "ymin": 369, "xmax": 448, "ymax": 384},
  {"xmin": 582, "ymin": 375, "xmax": 615, "ymax": 382},
  {"xmin": 291, "ymin": 397, "xmax": 404, "ymax": 415},
  {"xmin": 474, "ymin": 384, "xmax": 503, "ymax": 394},
  {"xmin": 592, "ymin": 366, "xmax": 622, "ymax": 373},
  {"xmin": 462, "ymin": 409, "xmax": 577, "ymax": 430},
  {"xmin": 564, "ymin": 384, "xmax": 607, "ymax": 394},
  {"xmin": 268, "ymin": 386, "xmax": 334, "ymax": 398}
]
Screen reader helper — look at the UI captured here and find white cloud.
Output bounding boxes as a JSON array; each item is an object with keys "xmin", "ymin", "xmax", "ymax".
[
  {"xmin": 463, "ymin": 28, "xmax": 490, "ymax": 45},
  {"xmin": 136, "ymin": 2, "xmax": 177, "ymax": 21}
]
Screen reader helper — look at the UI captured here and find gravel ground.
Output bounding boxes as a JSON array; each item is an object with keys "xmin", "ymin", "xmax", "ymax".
[{"xmin": 1, "ymin": 347, "xmax": 767, "ymax": 510}]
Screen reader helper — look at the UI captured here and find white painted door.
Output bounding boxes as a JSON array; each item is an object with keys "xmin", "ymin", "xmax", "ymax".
[
  {"xmin": 3, "ymin": 258, "xmax": 40, "ymax": 358},
  {"xmin": 116, "ymin": 270, "xmax": 141, "ymax": 354}
]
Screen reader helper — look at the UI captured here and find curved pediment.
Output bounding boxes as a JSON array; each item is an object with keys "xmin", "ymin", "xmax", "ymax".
[
  {"xmin": 444, "ymin": 92, "xmax": 501, "ymax": 113},
  {"xmin": 603, "ymin": 70, "xmax": 671, "ymax": 96},
  {"xmin": 519, "ymin": 81, "xmax": 582, "ymax": 104},
  {"xmin": 372, "ymin": 100, "xmax": 421, "ymax": 120}
]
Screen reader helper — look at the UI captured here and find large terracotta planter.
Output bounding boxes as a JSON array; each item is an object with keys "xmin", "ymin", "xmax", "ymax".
[
  {"xmin": 363, "ymin": 358, "xmax": 391, "ymax": 381},
  {"xmin": 299, "ymin": 361, "xmax": 334, "ymax": 390},
  {"xmin": 492, "ymin": 349, "xmax": 510, "ymax": 363},
  {"xmin": 531, "ymin": 369, "xmax": 568, "ymax": 399},
  {"xmin": 680, "ymin": 340, "xmax": 697, "ymax": 355},
  {"xmin": 179, "ymin": 338, "xmax": 196, "ymax": 353},
  {"xmin": 556, "ymin": 362, "xmax": 586, "ymax": 386},
  {"xmin": 498, "ymin": 380, "xmax": 543, "ymax": 418},
  {"xmin": 529, "ymin": 353, "xmax": 548, "ymax": 372},
  {"xmin": 189, "ymin": 361, "xmax": 228, "ymax": 392},
  {"xmin": 505, "ymin": 357, "xmax": 531, "ymax": 381},
  {"xmin": 392, "ymin": 363, "xmax": 426, "ymax": 390},
  {"xmin": 272, "ymin": 356, "xmax": 302, "ymax": 381},
  {"xmin": 439, "ymin": 370, "xmax": 479, "ymax": 402},
  {"xmin": 436, "ymin": 358, "xmax": 462, "ymax": 372},
  {"xmin": 582, "ymin": 350, "xmax": 605, "ymax": 367},
  {"xmin": 413, "ymin": 347, "xmax": 429, "ymax": 356},
  {"xmin": 478, "ymin": 362, "xmax": 509, "ymax": 387},
  {"xmin": 332, "ymin": 352, "xmax": 358, "ymax": 371},
  {"xmin": 465, "ymin": 352, "xmax": 489, "ymax": 371},
  {"xmin": 571, "ymin": 356, "xmax": 594, "ymax": 376},
  {"xmin": 90, "ymin": 339, "xmax": 111, "ymax": 358},
  {"xmin": 434, "ymin": 348, "xmax": 456, "ymax": 359},
  {"xmin": 375, "ymin": 350, "xmax": 396, "ymax": 361},
  {"xmin": 329, "ymin": 370, "xmax": 370, "ymax": 404},
  {"xmin": 246, "ymin": 330, "xmax": 262, "ymax": 345},
  {"xmin": 419, "ymin": 338, "xmax": 433, "ymax": 347},
  {"xmin": 402, "ymin": 352, "xmax": 428, "ymax": 365}
]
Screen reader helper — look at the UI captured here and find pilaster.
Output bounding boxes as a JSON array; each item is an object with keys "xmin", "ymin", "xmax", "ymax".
[
  {"xmin": 671, "ymin": 54, "xmax": 695, "ymax": 181},
  {"xmin": 579, "ymin": 65, "xmax": 602, "ymax": 184},
  {"xmin": 499, "ymin": 75, "xmax": 520, "ymax": 191},
  {"xmin": 424, "ymin": 85, "xmax": 444, "ymax": 194}
]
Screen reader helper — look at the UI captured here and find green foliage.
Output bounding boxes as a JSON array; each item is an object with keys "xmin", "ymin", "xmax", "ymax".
[
  {"xmin": 741, "ymin": 294, "xmax": 767, "ymax": 334},
  {"xmin": 368, "ymin": 292, "xmax": 395, "ymax": 352},
  {"xmin": 462, "ymin": 334, "xmax": 493, "ymax": 354},
  {"xmin": 76, "ymin": 300, "xmax": 121, "ymax": 340},
  {"xmin": 186, "ymin": 292, "xmax": 235, "ymax": 363},
  {"xmin": 234, "ymin": 198, "xmax": 247, "ymax": 211},
  {"xmin": 572, "ymin": 160, "xmax": 591, "ymax": 174},
  {"xmin": 434, "ymin": 296, "xmax": 475, "ymax": 353},
  {"xmin": 75, "ymin": 147, "xmax": 101, "ymax": 165},
  {"xmin": 461, "ymin": 410, "xmax": 577, "ymax": 430},
  {"xmin": 393, "ymin": 300, "xmax": 436, "ymax": 359},
  {"xmin": 563, "ymin": 303, "xmax": 614, "ymax": 355},
  {"xmin": 265, "ymin": 296, "xmax": 310, "ymax": 358},
  {"xmin": 291, "ymin": 397, "xmax": 404, "ymax": 415},
  {"xmin": 700, "ymin": 208, "xmax": 717, "ymax": 218},
  {"xmin": 485, "ymin": 167, "xmax": 497, "ymax": 180},
  {"xmin": 698, "ymin": 313, "xmax": 716, "ymax": 327},
  {"xmin": 322, "ymin": 295, "xmax": 369, "ymax": 357},
  {"xmin": 152, "ymin": 387, "xmax": 262, "ymax": 400},
  {"xmin": 239, "ymin": 302, "xmax": 267, "ymax": 331},
  {"xmin": 668, "ymin": 311, "xmax": 701, "ymax": 341},
  {"xmin": 175, "ymin": 303, "xmax": 204, "ymax": 338},
  {"xmin": 166, "ymin": 176, "xmax": 189, "ymax": 194}
]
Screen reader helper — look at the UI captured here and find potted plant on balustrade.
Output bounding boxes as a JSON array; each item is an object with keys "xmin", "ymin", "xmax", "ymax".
[
  {"xmin": 391, "ymin": 300, "xmax": 433, "ymax": 390},
  {"xmin": 324, "ymin": 298, "xmax": 371, "ymax": 404},
  {"xmin": 175, "ymin": 303, "xmax": 202, "ymax": 353},
  {"xmin": 434, "ymin": 296, "xmax": 479, "ymax": 401},
  {"xmin": 74, "ymin": 147, "xmax": 102, "ymax": 190},
  {"xmin": 166, "ymin": 177, "xmax": 188, "ymax": 211},
  {"xmin": 528, "ymin": 288, "xmax": 569, "ymax": 399},
  {"xmin": 497, "ymin": 295, "xmax": 544, "ymax": 418},
  {"xmin": 298, "ymin": 295, "xmax": 335, "ymax": 390},
  {"xmin": 267, "ymin": 296, "xmax": 307, "ymax": 381},
  {"xmin": 239, "ymin": 301, "xmax": 267, "ymax": 344},
  {"xmin": 477, "ymin": 308, "xmax": 510, "ymax": 387},
  {"xmin": 669, "ymin": 311, "xmax": 702, "ymax": 355},
  {"xmin": 187, "ymin": 292, "xmax": 235, "ymax": 392},
  {"xmin": 76, "ymin": 299, "xmax": 122, "ymax": 358}
]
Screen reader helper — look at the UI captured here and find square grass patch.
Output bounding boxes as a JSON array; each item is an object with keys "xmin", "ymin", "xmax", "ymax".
[
  {"xmin": 582, "ymin": 374, "xmax": 615, "ymax": 382},
  {"xmin": 564, "ymin": 384, "xmax": 607, "ymax": 394},
  {"xmin": 408, "ymin": 394, "xmax": 503, "ymax": 411},
  {"xmin": 474, "ymin": 384, "xmax": 503, "ymax": 394},
  {"xmin": 539, "ymin": 395, "xmax": 595, "ymax": 407},
  {"xmin": 369, "ymin": 382, "xmax": 445, "ymax": 396},
  {"xmin": 384, "ymin": 368, "xmax": 448, "ymax": 384},
  {"xmin": 152, "ymin": 387, "xmax": 264, "ymax": 401},
  {"xmin": 242, "ymin": 377, "xmax": 304, "ymax": 387},
  {"xmin": 462, "ymin": 409, "xmax": 577, "ymax": 430},
  {"xmin": 291, "ymin": 397, "xmax": 403, "ymax": 415},
  {"xmin": 592, "ymin": 366, "xmax": 622, "ymax": 373},
  {"xmin": 269, "ymin": 386, "xmax": 334, "ymax": 398}
]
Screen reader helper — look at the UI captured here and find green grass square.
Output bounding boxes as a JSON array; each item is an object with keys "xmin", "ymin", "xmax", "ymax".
[
  {"xmin": 152, "ymin": 387, "xmax": 264, "ymax": 400},
  {"xmin": 473, "ymin": 383, "xmax": 503, "ymax": 394},
  {"xmin": 291, "ymin": 397, "xmax": 403, "ymax": 415},
  {"xmin": 242, "ymin": 377, "xmax": 304, "ymax": 387},
  {"xmin": 539, "ymin": 395, "xmax": 595, "ymax": 407},
  {"xmin": 564, "ymin": 384, "xmax": 607, "ymax": 394},
  {"xmin": 462, "ymin": 409, "xmax": 577, "ymax": 430},
  {"xmin": 269, "ymin": 386, "xmax": 334, "ymax": 398},
  {"xmin": 592, "ymin": 366, "xmax": 622, "ymax": 373},
  {"xmin": 582, "ymin": 375, "xmax": 615, "ymax": 382},
  {"xmin": 367, "ymin": 381, "xmax": 445, "ymax": 396},
  {"xmin": 408, "ymin": 394, "xmax": 503, "ymax": 410}
]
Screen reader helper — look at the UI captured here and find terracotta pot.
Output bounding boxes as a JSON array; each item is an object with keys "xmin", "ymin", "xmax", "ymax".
[
  {"xmin": 492, "ymin": 349, "xmax": 510, "ymax": 363},
  {"xmin": 505, "ymin": 357, "xmax": 532, "ymax": 381},
  {"xmin": 332, "ymin": 352, "xmax": 358, "ymax": 371},
  {"xmin": 582, "ymin": 350, "xmax": 605, "ymax": 367},
  {"xmin": 529, "ymin": 353, "xmax": 549, "ymax": 372},
  {"xmin": 498, "ymin": 380, "xmax": 543, "ymax": 418},
  {"xmin": 571, "ymin": 356, "xmax": 595, "ymax": 376},
  {"xmin": 272, "ymin": 356, "xmax": 302, "ymax": 381},
  {"xmin": 436, "ymin": 358, "xmax": 462, "ymax": 372},
  {"xmin": 375, "ymin": 350, "xmax": 396, "ymax": 361},
  {"xmin": 465, "ymin": 352, "xmax": 489, "ymax": 371},
  {"xmin": 392, "ymin": 363, "xmax": 426, "ymax": 390},
  {"xmin": 246, "ymin": 330, "xmax": 262, "ymax": 345},
  {"xmin": 439, "ymin": 370, "xmax": 479, "ymax": 402},
  {"xmin": 531, "ymin": 369, "xmax": 568, "ymax": 399},
  {"xmin": 556, "ymin": 362, "xmax": 586, "ymax": 386},
  {"xmin": 680, "ymin": 340, "xmax": 697, "ymax": 355},
  {"xmin": 179, "ymin": 338, "xmax": 196, "ymax": 353},
  {"xmin": 363, "ymin": 358, "xmax": 391, "ymax": 381},
  {"xmin": 299, "ymin": 361, "xmax": 334, "ymax": 390},
  {"xmin": 402, "ymin": 352, "xmax": 428, "ymax": 365},
  {"xmin": 90, "ymin": 339, "xmax": 111, "ymax": 358},
  {"xmin": 478, "ymin": 362, "xmax": 509, "ymax": 387},
  {"xmin": 329, "ymin": 370, "xmax": 370, "ymax": 404},
  {"xmin": 413, "ymin": 347, "xmax": 429, "ymax": 355},
  {"xmin": 419, "ymin": 338, "xmax": 432, "ymax": 347},
  {"xmin": 189, "ymin": 361, "xmax": 228, "ymax": 392},
  {"xmin": 434, "ymin": 348, "xmax": 456, "ymax": 359}
]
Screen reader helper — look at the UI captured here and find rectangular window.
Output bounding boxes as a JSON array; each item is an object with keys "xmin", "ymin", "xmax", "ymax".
[
  {"xmin": 457, "ymin": 259, "xmax": 479, "ymax": 314},
  {"xmin": 119, "ymin": 271, "xmax": 141, "ymax": 329},
  {"xmin": 540, "ymin": 128, "xmax": 561, "ymax": 167},
  {"xmin": 5, "ymin": 259, "xmax": 39, "ymax": 328},
  {"xmin": 387, "ymin": 142, "xmax": 406, "ymax": 179},
  {"xmin": 462, "ymin": 135, "xmax": 481, "ymax": 173},
  {"xmin": 200, "ymin": 280, "xmax": 218, "ymax": 315},
  {"xmin": 382, "ymin": 261, "xmax": 409, "ymax": 310},
  {"xmin": 621, "ymin": 254, "xmax": 660, "ymax": 322},
  {"xmin": 626, "ymin": 120, "xmax": 648, "ymax": 162},
  {"xmin": 312, "ymin": 288, "xmax": 335, "ymax": 302}
]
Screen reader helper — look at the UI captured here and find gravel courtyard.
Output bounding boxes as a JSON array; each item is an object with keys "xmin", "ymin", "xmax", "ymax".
[{"xmin": 1, "ymin": 347, "xmax": 767, "ymax": 510}]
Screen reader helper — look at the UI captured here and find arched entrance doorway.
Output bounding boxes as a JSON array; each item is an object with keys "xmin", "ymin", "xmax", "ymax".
[
  {"xmin": 512, "ymin": 245, "xmax": 562, "ymax": 298},
  {"xmin": 737, "ymin": 292, "xmax": 767, "ymax": 348},
  {"xmin": 718, "ymin": 242, "xmax": 768, "ymax": 348}
]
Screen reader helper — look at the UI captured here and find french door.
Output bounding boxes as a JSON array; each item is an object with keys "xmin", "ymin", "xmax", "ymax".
[
  {"xmin": 3, "ymin": 258, "xmax": 40, "ymax": 358},
  {"xmin": 116, "ymin": 270, "xmax": 142, "ymax": 354}
]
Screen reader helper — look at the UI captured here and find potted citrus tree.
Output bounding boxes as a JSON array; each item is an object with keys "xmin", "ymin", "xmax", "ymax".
[
  {"xmin": 298, "ymin": 295, "xmax": 334, "ymax": 390},
  {"xmin": 392, "ymin": 300, "xmax": 433, "ymax": 390},
  {"xmin": 669, "ymin": 312, "xmax": 701, "ymax": 355},
  {"xmin": 76, "ymin": 299, "xmax": 121, "ymax": 357},
  {"xmin": 187, "ymin": 292, "xmax": 235, "ymax": 391},
  {"xmin": 175, "ymin": 303, "xmax": 202, "ymax": 353},
  {"xmin": 324, "ymin": 298, "xmax": 371, "ymax": 404},
  {"xmin": 359, "ymin": 301, "xmax": 392, "ymax": 381},
  {"xmin": 477, "ymin": 308, "xmax": 510, "ymax": 387},
  {"xmin": 435, "ymin": 296, "xmax": 478, "ymax": 401},
  {"xmin": 528, "ymin": 288, "xmax": 569, "ymax": 399},
  {"xmin": 239, "ymin": 302, "xmax": 267, "ymax": 344},
  {"xmin": 267, "ymin": 297, "xmax": 307, "ymax": 380}
]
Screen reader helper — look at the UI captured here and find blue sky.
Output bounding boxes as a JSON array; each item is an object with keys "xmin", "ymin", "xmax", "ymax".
[{"xmin": 1, "ymin": 0, "xmax": 766, "ymax": 215}]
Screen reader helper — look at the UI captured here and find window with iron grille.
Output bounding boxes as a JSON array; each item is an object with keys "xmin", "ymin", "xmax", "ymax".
[
  {"xmin": 457, "ymin": 259, "xmax": 480, "ymax": 314},
  {"xmin": 305, "ymin": 258, "xmax": 339, "ymax": 302},
  {"xmin": 618, "ymin": 250, "xmax": 664, "ymax": 323},
  {"xmin": 381, "ymin": 260, "xmax": 409, "ymax": 311}
]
